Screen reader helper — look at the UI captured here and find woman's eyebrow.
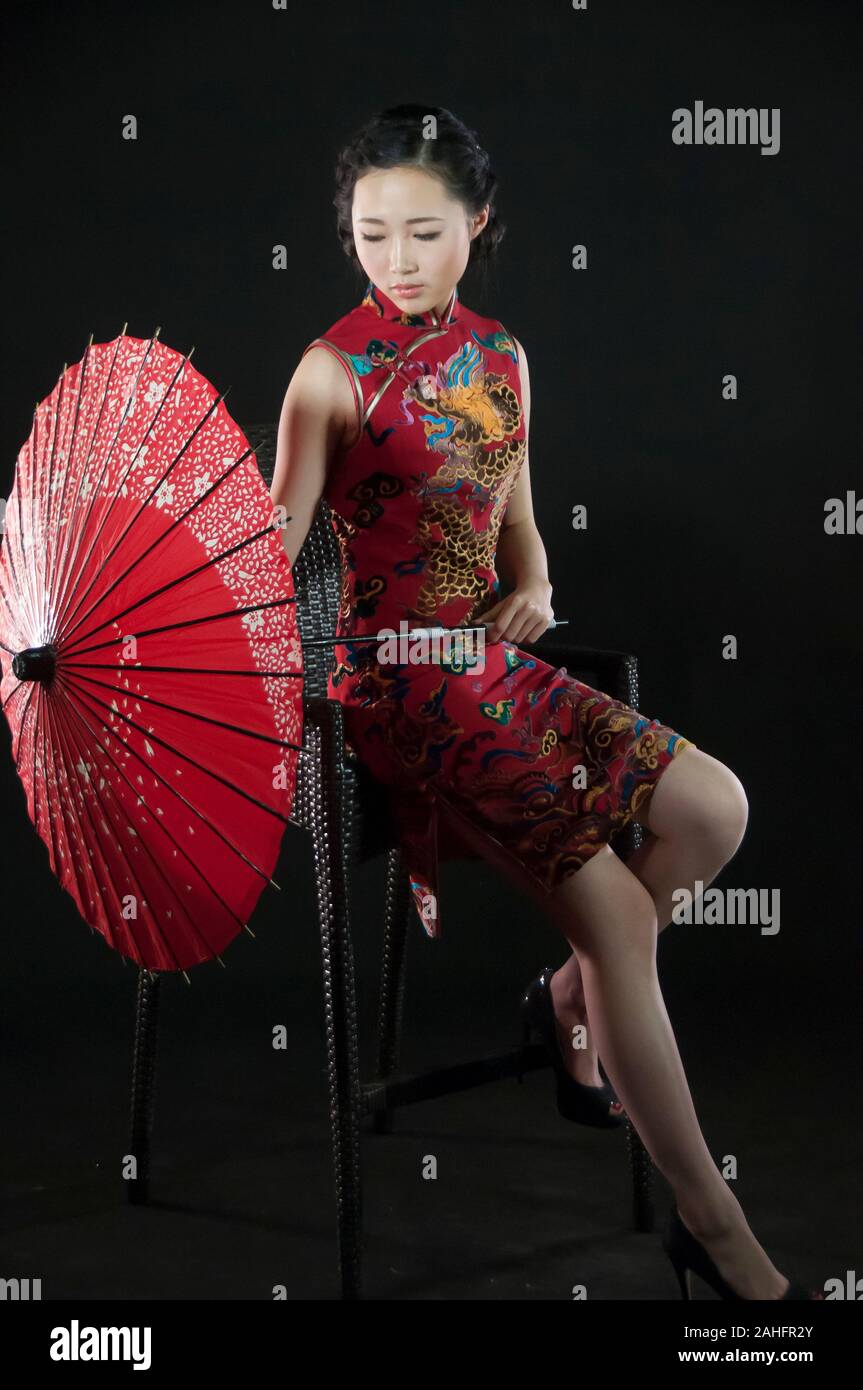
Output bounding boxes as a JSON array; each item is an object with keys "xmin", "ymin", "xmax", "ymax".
[{"xmin": 357, "ymin": 216, "xmax": 446, "ymax": 225}]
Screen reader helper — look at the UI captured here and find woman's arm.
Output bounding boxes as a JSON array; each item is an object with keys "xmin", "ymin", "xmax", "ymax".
[
  {"xmin": 269, "ymin": 346, "xmax": 359, "ymax": 566},
  {"xmin": 483, "ymin": 337, "xmax": 555, "ymax": 644}
]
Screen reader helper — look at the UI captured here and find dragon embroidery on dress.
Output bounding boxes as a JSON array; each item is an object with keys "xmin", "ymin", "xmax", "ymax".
[{"xmin": 396, "ymin": 341, "xmax": 526, "ymax": 618}]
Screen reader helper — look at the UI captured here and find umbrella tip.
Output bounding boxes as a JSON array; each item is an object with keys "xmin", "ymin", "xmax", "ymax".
[
  {"xmin": 216, "ymin": 954, "xmax": 226, "ymax": 968},
  {"xmin": 243, "ymin": 925, "xmax": 257, "ymax": 939},
  {"xmin": 181, "ymin": 969, "xmax": 191, "ymax": 986},
  {"xmin": 269, "ymin": 878, "xmax": 281, "ymax": 892},
  {"xmin": 121, "ymin": 321, "xmax": 128, "ymax": 335}
]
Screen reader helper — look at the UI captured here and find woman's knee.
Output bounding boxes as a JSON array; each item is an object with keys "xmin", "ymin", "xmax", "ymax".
[
  {"xmin": 645, "ymin": 747, "xmax": 749, "ymax": 857},
  {"xmin": 695, "ymin": 760, "xmax": 749, "ymax": 855}
]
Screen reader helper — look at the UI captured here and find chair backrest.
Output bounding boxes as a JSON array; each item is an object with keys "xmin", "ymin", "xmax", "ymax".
[{"xmin": 244, "ymin": 421, "xmax": 341, "ymax": 700}]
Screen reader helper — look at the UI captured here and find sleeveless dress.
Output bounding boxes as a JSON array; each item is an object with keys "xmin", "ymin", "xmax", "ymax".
[{"xmin": 302, "ymin": 281, "xmax": 695, "ymax": 939}]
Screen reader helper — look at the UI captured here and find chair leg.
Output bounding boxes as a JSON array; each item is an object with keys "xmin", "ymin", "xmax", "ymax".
[
  {"xmin": 127, "ymin": 968, "xmax": 160, "ymax": 1205},
  {"xmin": 307, "ymin": 701, "xmax": 364, "ymax": 1300},
  {"xmin": 372, "ymin": 848, "xmax": 412, "ymax": 1134}
]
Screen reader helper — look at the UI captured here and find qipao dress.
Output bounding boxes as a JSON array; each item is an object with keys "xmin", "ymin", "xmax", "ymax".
[{"xmin": 302, "ymin": 281, "xmax": 695, "ymax": 938}]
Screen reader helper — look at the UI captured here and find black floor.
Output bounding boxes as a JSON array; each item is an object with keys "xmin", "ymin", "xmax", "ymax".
[{"xmin": 1, "ymin": 902, "xmax": 858, "ymax": 1302}]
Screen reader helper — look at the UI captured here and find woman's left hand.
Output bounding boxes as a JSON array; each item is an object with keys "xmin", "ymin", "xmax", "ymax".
[{"xmin": 479, "ymin": 579, "xmax": 554, "ymax": 645}]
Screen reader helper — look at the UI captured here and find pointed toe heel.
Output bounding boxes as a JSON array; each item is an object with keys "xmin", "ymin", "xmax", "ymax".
[
  {"xmin": 662, "ymin": 1205, "xmax": 825, "ymax": 1301},
  {"xmin": 519, "ymin": 966, "xmax": 625, "ymax": 1129}
]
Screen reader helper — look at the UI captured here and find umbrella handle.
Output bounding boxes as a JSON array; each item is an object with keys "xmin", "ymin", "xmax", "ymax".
[{"xmin": 301, "ymin": 619, "xmax": 568, "ymax": 649}]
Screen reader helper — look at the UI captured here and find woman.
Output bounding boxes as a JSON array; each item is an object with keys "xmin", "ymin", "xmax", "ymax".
[{"xmin": 270, "ymin": 104, "xmax": 821, "ymax": 1301}]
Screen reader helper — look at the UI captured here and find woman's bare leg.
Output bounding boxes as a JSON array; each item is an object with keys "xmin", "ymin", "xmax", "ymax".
[
  {"xmin": 543, "ymin": 754, "xmax": 795, "ymax": 1298},
  {"xmin": 551, "ymin": 746, "xmax": 739, "ymax": 1083}
]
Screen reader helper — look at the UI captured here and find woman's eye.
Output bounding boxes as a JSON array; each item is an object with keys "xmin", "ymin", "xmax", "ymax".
[{"xmin": 359, "ymin": 232, "xmax": 441, "ymax": 242}]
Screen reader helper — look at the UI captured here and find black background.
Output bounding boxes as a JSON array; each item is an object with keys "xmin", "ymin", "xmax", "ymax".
[{"xmin": 0, "ymin": 0, "xmax": 859, "ymax": 1302}]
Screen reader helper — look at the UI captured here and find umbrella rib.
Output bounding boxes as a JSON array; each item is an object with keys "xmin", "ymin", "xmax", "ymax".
[
  {"xmin": 46, "ymin": 325, "xmax": 132, "ymax": 631},
  {"xmin": 55, "ymin": 443, "xmax": 258, "ymax": 650},
  {"xmin": 58, "ymin": 594, "xmax": 297, "ymax": 664},
  {"xmin": 42, "ymin": 689, "xmax": 127, "ymax": 955},
  {"xmin": 59, "ymin": 665, "xmax": 302, "ymax": 756},
  {"xmin": 46, "ymin": 690, "xmax": 176, "ymax": 966},
  {"xmin": 60, "ymin": 519, "xmax": 283, "ymax": 656},
  {"xmin": 42, "ymin": 335, "xmax": 94, "ymax": 623},
  {"xmin": 49, "ymin": 688, "xmax": 221, "ymax": 968},
  {"xmin": 49, "ymin": 328, "xmax": 169, "ymax": 635},
  {"xmin": 49, "ymin": 331, "xmax": 191, "ymax": 642},
  {"xmin": 1, "ymin": 676, "xmax": 31, "ymax": 713},
  {"xmin": 61, "ymin": 663, "xmax": 303, "ymax": 678},
  {"xmin": 6, "ymin": 452, "xmax": 43, "ymax": 643},
  {"xmin": 9, "ymin": 429, "xmax": 43, "ymax": 641},
  {"xmin": 33, "ymin": 365, "xmax": 71, "ymax": 642},
  {"xmin": 0, "ymin": 566, "xmax": 28, "ymax": 651},
  {"xmin": 55, "ymin": 378, "xmax": 227, "ymax": 648},
  {"xmin": 55, "ymin": 669, "xmax": 289, "ymax": 892},
  {"xmin": 56, "ymin": 679, "xmax": 264, "ymax": 939},
  {"xmin": 38, "ymin": 687, "xmax": 77, "ymax": 902},
  {"xmin": 13, "ymin": 679, "xmax": 38, "ymax": 774},
  {"xmin": 55, "ymin": 668, "xmax": 294, "ymax": 824}
]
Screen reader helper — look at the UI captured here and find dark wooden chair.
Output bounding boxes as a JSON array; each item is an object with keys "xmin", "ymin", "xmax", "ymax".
[{"xmin": 126, "ymin": 422, "xmax": 656, "ymax": 1300}]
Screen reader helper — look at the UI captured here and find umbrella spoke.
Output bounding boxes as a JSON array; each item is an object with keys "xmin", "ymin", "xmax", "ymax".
[
  {"xmin": 60, "ymin": 662, "xmax": 303, "ymax": 678},
  {"xmin": 40, "ymin": 690, "xmax": 92, "ymax": 917},
  {"xmin": 46, "ymin": 326, "xmax": 134, "ymax": 632},
  {"xmin": 55, "ymin": 670, "xmax": 286, "ymax": 893},
  {"xmin": 46, "ymin": 325, "xmax": 138, "ymax": 631},
  {"xmin": 55, "ymin": 375, "xmax": 225, "ymax": 647},
  {"xmin": 50, "ymin": 331, "xmax": 189, "ymax": 642},
  {"xmin": 32, "ymin": 372, "xmax": 67, "ymax": 634},
  {"xmin": 49, "ymin": 688, "xmax": 216, "ymax": 968},
  {"xmin": 45, "ymin": 690, "xmax": 156, "ymax": 963},
  {"xmin": 56, "ymin": 671, "xmax": 279, "ymax": 913},
  {"xmin": 7, "ymin": 459, "xmax": 42, "ymax": 643},
  {"xmin": 58, "ymin": 665, "xmax": 302, "ymax": 756},
  {"xmin": 42, "ymin": 335, "xmax": 94, "ymax": 626},
  {"xmin": 60, "ymin": 518, "xmax": 279, "ymax": 656},
  {"xmin": 59, "ymin": 594, "xmax": 297, "ymax": 662},
  {"xmin": 56, "ymin": 668, "xmax": 294, "ymax": 824},
  {"xmin": 12, "ymin": 679, "xmax": 39, "ymax": 773},
  {"xmin": 2, "ymin": 677, "xmax": 31, "ymax": 713},
  {"xmin": 0, "ymin": 566, "xmax": 28, "ymax": 651},
  {"xmin": 55, "ymin": 444, "xmax": 256, "ymax": 649}
]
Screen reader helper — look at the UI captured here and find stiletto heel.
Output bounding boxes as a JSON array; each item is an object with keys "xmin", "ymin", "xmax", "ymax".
[
  {"xmin": 661, "ymin": 1205, "xmax": 825, "ymax": 1301},
  {"xmin": 666, "ymin": 1251, "xmax": 692, "ymax": 1300},
  {"xmin": 519, "ymin": 966, "xmax": 625, "ymax": 1128}
]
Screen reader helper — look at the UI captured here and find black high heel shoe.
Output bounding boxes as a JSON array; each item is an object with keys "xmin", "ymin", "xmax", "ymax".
[
  {"xmin": 519, "ymin": 966, "xmax": 625, "ymax": 1129},
  {"xmin": 662, "ymin": 1205, "xmax": 825, "ymax": 1301}
]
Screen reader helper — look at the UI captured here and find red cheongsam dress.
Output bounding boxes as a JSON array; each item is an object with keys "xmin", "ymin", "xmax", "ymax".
[{"xmin": 301, "ymin": 280, "xmax": 695, "ymax": 939}]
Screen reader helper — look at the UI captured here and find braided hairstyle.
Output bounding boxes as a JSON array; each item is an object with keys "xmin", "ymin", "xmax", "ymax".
[{"xmin": 333, "ymin": 103, "xmax": 506, "ymax": 287}]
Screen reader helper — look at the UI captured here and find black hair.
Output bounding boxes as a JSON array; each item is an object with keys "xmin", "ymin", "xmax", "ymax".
[{"xmin": 333, "ymin": 104, "xmax": 505, "ymax": 287}]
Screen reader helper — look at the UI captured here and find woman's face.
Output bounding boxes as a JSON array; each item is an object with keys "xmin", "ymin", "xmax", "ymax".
[{"xmin": 351, "ymin": 164, "xmax": 489, "ymax": 318}]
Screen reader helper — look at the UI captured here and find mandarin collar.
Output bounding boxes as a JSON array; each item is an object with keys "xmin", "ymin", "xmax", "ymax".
[{"xmin": 360, "ymin": 279, "xmax": 459, "ymax": 328}]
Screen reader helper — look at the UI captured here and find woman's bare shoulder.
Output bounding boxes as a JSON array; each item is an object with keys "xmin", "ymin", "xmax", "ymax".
[{"xmin": 290, "ymin": 341, "xmax": 360, "ymax": 451}]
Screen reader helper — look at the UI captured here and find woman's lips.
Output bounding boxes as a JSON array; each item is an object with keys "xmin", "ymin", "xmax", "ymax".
[{"xmin": 392, "ymin": 285, "xmax": 424, "ymax": 298}]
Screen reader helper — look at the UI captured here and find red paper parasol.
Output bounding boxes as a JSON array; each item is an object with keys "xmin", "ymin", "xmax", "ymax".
[{"xmin": 0, "ymin": 327, "xmax": 303, "ymax": 974}]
